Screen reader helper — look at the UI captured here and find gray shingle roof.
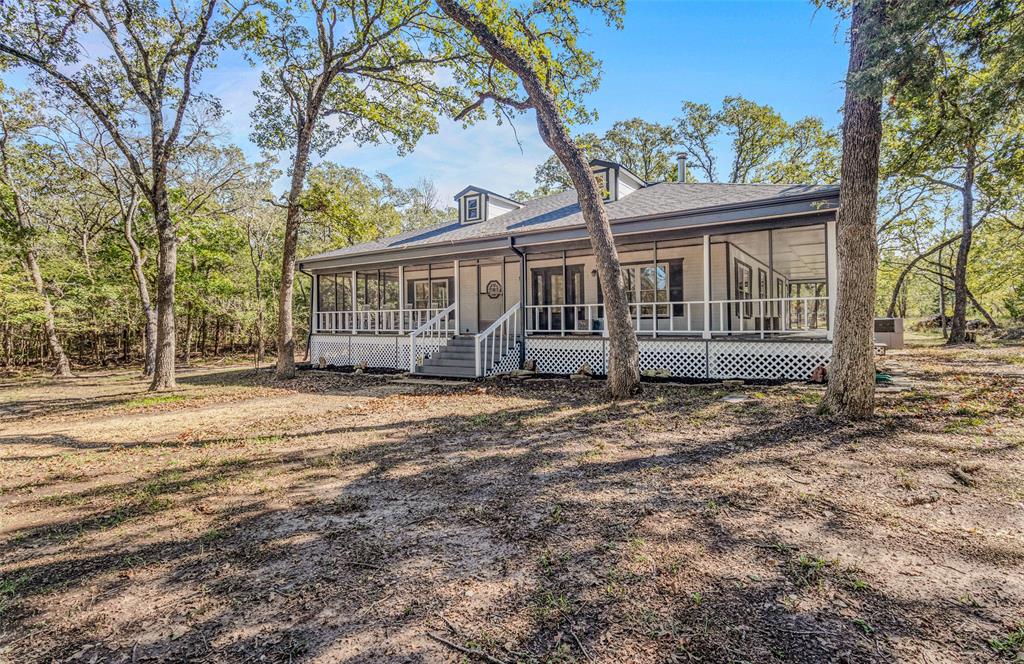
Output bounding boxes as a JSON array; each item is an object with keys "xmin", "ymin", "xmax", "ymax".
[{"xmin": 300, "ymin": 181, "xmax": 838, "ymax": 263}]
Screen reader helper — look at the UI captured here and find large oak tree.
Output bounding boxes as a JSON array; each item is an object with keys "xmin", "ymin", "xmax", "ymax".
[
  {"xmin": 435, "ymin": 0, "xmax": 641, "ymax": 397},
  {"xmin": 251, "ymin": 0, "xmax": 465, "ymax": 380}
]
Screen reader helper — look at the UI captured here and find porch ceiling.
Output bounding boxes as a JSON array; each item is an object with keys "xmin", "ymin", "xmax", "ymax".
[{"xmin": 715, "ymin": 226, "xmax": 827, "ymax": 281}]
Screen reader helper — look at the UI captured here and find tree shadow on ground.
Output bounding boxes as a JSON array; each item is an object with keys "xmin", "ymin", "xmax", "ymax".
[{"xmin": 2, "ymin": 374, "xmax": 1017, "ymax": 663}]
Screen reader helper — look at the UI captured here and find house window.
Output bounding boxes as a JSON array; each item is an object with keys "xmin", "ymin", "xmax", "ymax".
[
  {"xmin": 409, "ymin": 278, "xmax": 450, "ymax": 310},
  {"xmin": 598, "ymin": 259, "xmax": 682, "ymax": 319},
  {"xmin": 464, "ymin": 195, "xmax": 481, "ymax": 222},
  {"xmin": 623, "ymin": 263, "xmax": 670, "ymax": 317},
  {"xmin": 734, "ymin": 259, "xmax": 753, "ymax": 319}
]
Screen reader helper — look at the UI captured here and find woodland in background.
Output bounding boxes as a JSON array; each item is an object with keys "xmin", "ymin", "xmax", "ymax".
[{"xmin": 0, "ymin": 1, "xmax": 1021, "ymax": 374}]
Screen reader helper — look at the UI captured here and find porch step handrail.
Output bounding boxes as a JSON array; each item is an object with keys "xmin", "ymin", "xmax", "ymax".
[
  {"xmin": 408, "ymin": 303, "xmax": 456, "ymax": 372},
  {"xmin": 475, "ymin": 302, "xmax": 521, "ymax": 377}
]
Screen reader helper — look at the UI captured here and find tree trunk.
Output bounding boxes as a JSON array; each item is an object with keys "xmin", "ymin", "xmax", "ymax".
[
  {"xmin": 275, "ymin": 124, "xmax": 314, "ymax": 380},
  {"xmin": 820, "ymin": 0, "xmax": 884, "ymax": 420},
  {"xmin": 885, "ymin": 233, "xmax": 963, "ymax": 318},
  {"xmin": 25, "ymin": 248, "xmax": 73, "ymax": 377},
  {"xmin": 967, "ymin": 287, "xmax": 997, "ymax": 329},
  {"xmin": 947, "ymin": 147, "xmax": 975, "ymax": 344},
  {"xmin": 149, "ymin": 179, "xmax": 177, "ymax": 390},
  {"xmin": 254, "ymin": 265, "xmax": 265, "ymax": 364},
  {"xmin": 183, "ymin": 307, "xmax": 194, "ymax": 366},
  {"xmin": 0, "ymin": 116, "xmax": 72, "ymax": 378},
  {"xmin": 124, "ymin": 208, "xmax": 157, "ymax": 377},
  {"xmin": 435, "ymin": 0, "xmax": 640, "ymax": 397}
]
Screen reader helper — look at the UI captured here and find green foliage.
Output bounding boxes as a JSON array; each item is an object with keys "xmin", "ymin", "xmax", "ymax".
[
  {"xmin": 1003, "ymin": 281, "xmax": 1024, "ymax": 323},
  {"xmin": 675, "ymin": 95, "xmax": 839, "ymax": 184},
  {"xmin": 250, "ymin": 0, "xmax": 465, "ymax": 158},
  {"xmin": 300, "ymin": 164, "xmax": 405, "ymax": 249}
]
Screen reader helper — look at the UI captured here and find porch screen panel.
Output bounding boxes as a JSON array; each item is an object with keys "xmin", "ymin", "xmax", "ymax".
[
  {"xmin": 382, "ymin": 272, "xmax": 399, "ymax": 309},
  {"xmin": 318, "ymin": 275, "xmax": 337, "ymax": 311}
]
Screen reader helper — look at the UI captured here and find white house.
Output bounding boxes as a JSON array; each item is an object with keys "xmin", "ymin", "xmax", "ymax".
[{"xmin": 298, "ymin": 158, "xmax": 839, "ymax": 380}]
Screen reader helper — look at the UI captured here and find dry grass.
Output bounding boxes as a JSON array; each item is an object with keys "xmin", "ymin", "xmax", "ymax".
[{"xmin": 1, "ymin": 336, "xmax": 1022, "ymax": 663}]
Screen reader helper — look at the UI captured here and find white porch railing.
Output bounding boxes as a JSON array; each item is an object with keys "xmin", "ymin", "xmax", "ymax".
[
  {"xmin": 475, "ymin": 303, "xmax": 521, "ymax": 376},
  {"xmin": 408, "ymin": 303, "xmax": 456, "ymax": 371},
  {"xmin": 315, "ymin": 308, "xmax": 445, "ymax": 334},
  {"xmin": 709, "ymin": 296, "xmax": 829, "ymax": 337},
  {"xmin": 525, "ymin": 301, "xmax": 704, "ymax": 336},
  {"xmin": 525, "ymin": 296, "xmax": 829, "ymax": 338}
]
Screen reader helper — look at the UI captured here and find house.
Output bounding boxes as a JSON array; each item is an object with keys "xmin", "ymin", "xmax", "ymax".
[{"xmin": 298, "ymin": 157, "xmax": 838, "ymax": 380}]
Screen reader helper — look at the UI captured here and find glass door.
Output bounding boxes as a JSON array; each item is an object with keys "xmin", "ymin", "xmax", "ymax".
[{"xmin": 531, "ymin": 265, "xmax": 583, "ymax": 332}]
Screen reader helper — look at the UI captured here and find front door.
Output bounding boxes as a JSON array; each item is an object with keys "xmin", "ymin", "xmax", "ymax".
[{"xmin": 478, "ymin": 262, "xmax": 505, "ymax": 330}]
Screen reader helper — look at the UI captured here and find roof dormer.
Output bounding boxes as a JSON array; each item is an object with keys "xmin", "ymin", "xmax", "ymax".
[
  {"xmin": 454, "ymin": 186, "xmax": 523, "ymax": 224},
  {"xmin": 587, "ymin": 159, "xmax": 646, "ymax": 203}
]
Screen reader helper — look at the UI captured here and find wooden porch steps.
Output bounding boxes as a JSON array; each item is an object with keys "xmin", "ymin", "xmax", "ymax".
[{"xmin": 414, "ymin": 336, "xmax": 480, "ymax": 378}]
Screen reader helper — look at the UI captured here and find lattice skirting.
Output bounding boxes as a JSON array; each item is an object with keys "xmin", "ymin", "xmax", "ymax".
[
  {"xmin": 708, "ymin": 341, "xmax": 832, "ymax": 380},
  {"xmin": 524, "ymin": 337, "xmax": 831, "ymax": 380},
  {"xmin": 310, "ymin": 335, "xmax": 410, "ymax": 370},
  {"xmin": 638, "ymin": 340, "xmax": 708, "ymax": 378},
  {"xmin": 312, "ymin": 335, "xmax": 832, "ymax": 380},
  {"xmin": 525, "ymin": 337, "xmax": 606, "ymax": 375},
  {"xmin": 486, "ymin": 342, "xmax": 522, "ymax": 376}
]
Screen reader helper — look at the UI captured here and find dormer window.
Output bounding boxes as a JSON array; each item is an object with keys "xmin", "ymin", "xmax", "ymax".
[
  {"xmin": 465, "ymin": 195, "xmax": 481, "ymax": 222},
  {"xmin": 586, "ymin": 159, "xmax": 647, "ymax": 203},
  {"xmin": 455, "ymin": 186, "xmax": 523, "ymax": 224}
]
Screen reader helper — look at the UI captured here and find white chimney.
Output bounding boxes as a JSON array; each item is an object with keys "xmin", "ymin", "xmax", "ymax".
[{"xmin": 676, "ymin": 153, "xmax": 687, "ymax": 183}]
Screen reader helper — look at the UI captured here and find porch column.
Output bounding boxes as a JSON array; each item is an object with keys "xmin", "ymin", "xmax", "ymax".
[
  {"xmin": 454, "ymin": 259, "xmax": 460, "ymax": 335},
  {"xmin": 652, "ymin": 241, "xmax": 658, "ymax": 339},
  {"xmin": 826, "ymin": 220, "xmax": 837, "ymax": 341},
  {"xmin": 398, "ymin": 265, "xmax": 405, "ymax": 334},
  {"xmin": 702, "ymin": 234, "xmax": 712, "ymax": 339},
  {"xmin": 351, "ymin": 270, "xmax": 357, "ymax": 334},
  {"xmin": 311, "ymin": 273, "xmax": 319, "ymax": 334}
]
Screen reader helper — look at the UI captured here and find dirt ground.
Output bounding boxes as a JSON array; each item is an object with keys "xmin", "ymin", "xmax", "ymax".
[{"xmin": 1, "ymin": 338, "xmax": 1022, "ymax": 663}]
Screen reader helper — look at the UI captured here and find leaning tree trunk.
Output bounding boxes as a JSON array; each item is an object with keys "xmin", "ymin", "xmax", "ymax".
[
  {"xmin": 885, "ymin": 233, "xmax": 962, "ymax": 318},
  {"xmin": 124, "ymin": 208, "xmax": 157, "ymax": 377},
  {"xmin": 435, "ymin": 0, "xmax": 640, "ymax": 397},
  {"xmin": 25, "ymin": 248, "xmax": 73, "ymax": 378},
  {"xmin": 820, "ymin": 0, "xmax": 884, "ymax": 420},
  {"xmin": 275, "ymin": 123, "xmax": 315, "ymax": 380},
  {"xmin": 149, "ymin": 178, "xmax": 178, "ymax": 390},
  {"xmin": 947, "ymin": 147, "xmax": 975, "ymax": 344},
  {"xmin": 967, "ymin": 286, "xmax": 997, "ymax": 329}
]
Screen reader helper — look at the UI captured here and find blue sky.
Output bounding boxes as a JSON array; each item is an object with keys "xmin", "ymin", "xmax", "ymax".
[
  {"xmin": 252, "ymin": 0, "xmax": 850, "ymax": 199},
  {"xmin": 5, "ymin": 1, "xmax": 850, "ymax": 201}
]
